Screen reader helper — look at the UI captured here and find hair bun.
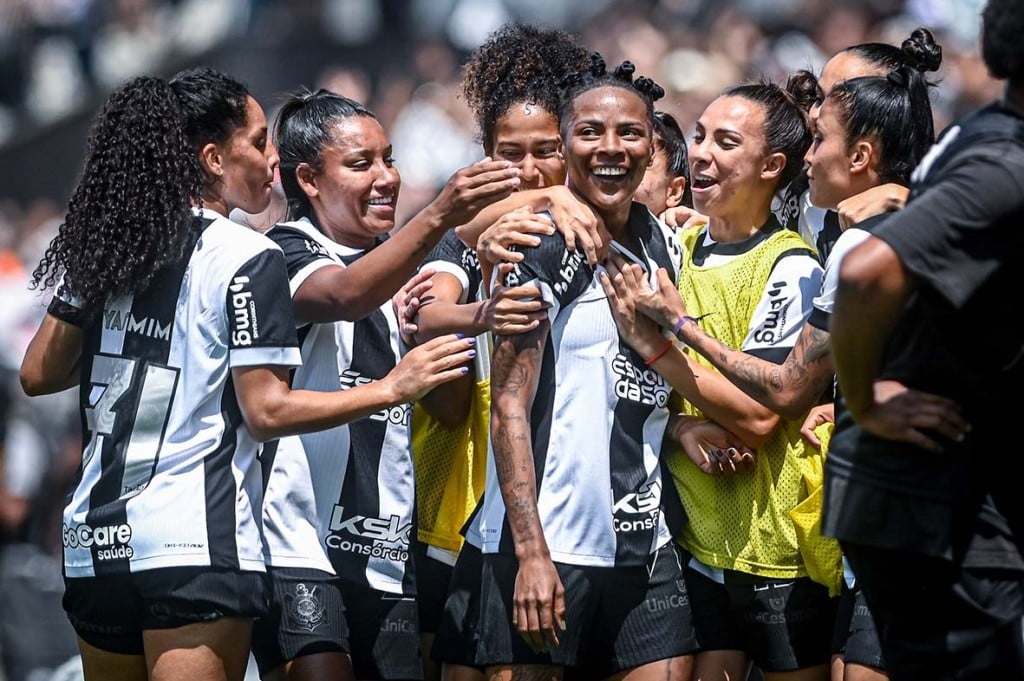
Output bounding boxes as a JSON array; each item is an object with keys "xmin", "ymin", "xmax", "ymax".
[
  {"xmin": 634, "ymin": 76, "xmax": 666, "ymax": 102},
  {"xmin": 588, "ymin": 52, "xmax": 607, "ymax": 77},
  {"xmin": 785, "ymin": 69, "xmax": 820, "ymax": 113},
  {"xmin": 902, "ymin": 27, "xmax": 943, "ymax": 73}
]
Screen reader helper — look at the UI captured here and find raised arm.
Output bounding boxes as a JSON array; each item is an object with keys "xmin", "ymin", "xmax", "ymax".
[{"xmin": 289, "ymin": 159, "xmax": 521, "ymax": 323}]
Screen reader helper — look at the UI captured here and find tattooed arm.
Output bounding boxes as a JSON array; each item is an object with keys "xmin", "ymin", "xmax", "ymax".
[
  {"xmin": 490, "ymin": 319, "xmax": 565, "ymax": 652},
  {"xmin": 676, "ymin": 321, "xmax": 834, "ymax": 421}
]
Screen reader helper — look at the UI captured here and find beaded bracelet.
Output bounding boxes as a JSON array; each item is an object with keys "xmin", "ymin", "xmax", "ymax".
[{"xmin": 643, "ymin": 338, "xmax": 674, "ymax": 366}]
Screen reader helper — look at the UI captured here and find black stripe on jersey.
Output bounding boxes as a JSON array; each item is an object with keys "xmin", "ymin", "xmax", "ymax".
[
  {"xmin": 690, "ymin": 215, "xmax": 786, "ymax": 265},
  {"xmin": 259, "ymin": 439, "xmax": 279, "ymax": 494},
  {"xmin": 86, "ymin": 221, "xmax": 202, "ymax": 574},
  {"xmin": 424, "ymin": 229, "xmax": 484, "ymax": 301},
  {"xmin": 208, "ymin": 373, "xmax": 242, "ymax": 567},
  {"xmin": 608, "ymin": 341, "xmax": 661, "ymax": 563},
  {"xmin": 627, "ymin": 203, "xmax": 681, "ymax": 275},
  {"xmin": 266, "ymin": 224, "xmax": 336, "ymax": 280},
  {"xmin": 331, "ymin": 309, "xmax": 399, "ymax": 587},
  {"xmin": 227, "ymin": 249, "xmax": 300, "ymax": 351},
  {"xmin": 817, "ymin": 210, "xmax": 842, "ymax": 264}
]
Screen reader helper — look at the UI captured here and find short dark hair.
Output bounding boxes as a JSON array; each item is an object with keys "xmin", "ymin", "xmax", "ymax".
[
  {"xmin": 653, "ymin": 111, "xmax": 692, "ymax": 207},
  {"xmin": 982, "ymin": 0, "xmax": 1024, "ymax": 82}
]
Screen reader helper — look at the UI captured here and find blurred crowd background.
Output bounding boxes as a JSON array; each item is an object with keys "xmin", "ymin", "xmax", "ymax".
[{"xmin": 0, "ymin": 1, "xmax": 998, "ymax": 680}]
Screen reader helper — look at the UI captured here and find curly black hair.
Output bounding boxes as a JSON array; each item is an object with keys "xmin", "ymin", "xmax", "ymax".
[
  {"xmin": 31, "ymin": 76, "xmax": 202, "ymax": 311},
  {"xmin": 982, "ymin": 0, "xmax": 1024, "ymax": 82},
  {"xmin": 557, "ymin": 53, "xmax": 666, "ymax": 138},
  {"xmin": 461, "ymin": 22, "xmax": 590, "ymax": 153}
]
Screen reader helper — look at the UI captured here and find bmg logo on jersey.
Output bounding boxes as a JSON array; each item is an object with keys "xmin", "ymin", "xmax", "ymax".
[
  {"xmin": 612, "ymin": 352, "xmax": 670, "ymax": 407},
  {"xmin": 326, "ymin": 505, "xmax": 411, "ymax": 563},
  {"xmin": 229, "ymin": 275, "xmax": 260, "ymax": 346},
  {"xmin": 612, "ymin": 481, "xmax": 661, "ymax": 533},
  {"xmin": 752, "ymin": 281, "xmax": 790, "ymax": 344},
  {"xmin": 63, "ymin": 522, "xmax": 134, "ymax": 561}
]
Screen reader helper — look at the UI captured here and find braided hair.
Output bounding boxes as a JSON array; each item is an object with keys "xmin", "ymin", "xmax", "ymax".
[
  {"xmin": 557, "ymin": 53, "xmax": 666, "ymax": 139},
  {"xmin": 461, "ymin": 23, "xmax": 590, "ymax": 154},
  {"xmin": 31, "ymin": 76, "xmax": 202, "ymax": 310}
]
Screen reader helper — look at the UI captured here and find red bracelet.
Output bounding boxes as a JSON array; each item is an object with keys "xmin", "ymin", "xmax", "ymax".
[{"xmin": 643, "ymin": 338, "xmax": 674, "ymax": 366}]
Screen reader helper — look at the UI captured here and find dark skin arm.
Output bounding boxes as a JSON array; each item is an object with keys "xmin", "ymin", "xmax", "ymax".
[
  {"xmin": 832, "ymin": 236, "xmax": 968, "ymax": 451},
  {"xmin": 293, "ymin": 159, "xmax": 521, "ymax": 324},
  {"xmin": 490, "ymin": 319, "xmax": 565, "ymax": 652},
  {"xmin": 20, "ymin": 314, "xmax": 81, "ymax": 396}
]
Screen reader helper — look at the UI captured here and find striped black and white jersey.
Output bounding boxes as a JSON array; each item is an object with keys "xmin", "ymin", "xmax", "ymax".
[
  {"xmin": 262, "ymin": 218, "xmax": 415, "ymax": 594},
  {"xmin": 421, "ymin": 229, "xmax": 484, "ymax": 305},
  {"xmin": 471, "ymin": 203, "xmax": 684, "ymax": 567},
  {"xmin": 55, "ymin": 209, "xmax": 301, "ymax": 578}
]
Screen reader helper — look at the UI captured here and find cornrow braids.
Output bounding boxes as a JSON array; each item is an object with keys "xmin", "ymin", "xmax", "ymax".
[{"xmin": 460, "ymin": 22, "xmax": 590, "ymax": 154}]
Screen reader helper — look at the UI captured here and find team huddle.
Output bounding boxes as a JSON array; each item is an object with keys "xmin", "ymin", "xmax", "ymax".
[{"xmin": 16, "ymin": 1, "xmax": 1024, "ymax": 681}]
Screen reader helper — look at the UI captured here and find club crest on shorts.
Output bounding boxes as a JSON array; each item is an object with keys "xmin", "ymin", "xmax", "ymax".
[{"xmin": 288, "ymin": 582, "xmax": 326, "ymax": 632}]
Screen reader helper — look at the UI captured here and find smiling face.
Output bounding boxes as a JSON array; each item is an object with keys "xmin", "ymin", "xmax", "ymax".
[
  {"xmin": 217, "ymin": 95, "xmax": 278, "ymax": 214},
  {"xmin": 304, "ymin": 115, "xmax": 400, "ymax": 249},
  {"xmin": 564, "ymin": 86, "xmax": 652, "ymax": 227},
  {"xmin": 688, "ymin": 95, "xmax": 777, "ymax": 220},
  {"xmin": 491, "ymin": 103, "xmax": 565, "ymax": 190}
]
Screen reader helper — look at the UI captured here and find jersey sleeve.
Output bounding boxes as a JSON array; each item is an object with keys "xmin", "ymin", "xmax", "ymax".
[
  {"xmin": 226, "ymin": 248, "xmax": 302, "ymax": 368},
  {"xmin": 420, "ymin": 230, "xmax": 483, "ymax": 304},
  {"xmin": 809, "ymin": 226, "xmax": 872, "ymax": 330},
  {"xmin": 873, "ymin": 147, "xmax": 1024, "ymax": 309},
  {"xmin": 501, "ymin": 231, "xmax": 593, "ymax": 321},
  {"xmin": 742, "ymin": 249, "xmax": 823, "ymax": 363},
  {"xmin": 47, "ymin": 279, "xmax": 90, "ymax": 327},
  {"xmin": 266, "ymin": 225, "xmax": 342, "ymax": 296}
]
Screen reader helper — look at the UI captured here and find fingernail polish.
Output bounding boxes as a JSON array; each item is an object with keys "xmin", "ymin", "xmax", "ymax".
[
  {"xmin": 455, "ymin": 333, "xmax": 465, "ymax": 339},
  {"xmin": 467, "ymin": 337, "xmax": 476, "ymax": 345},
  {"xmin": 467, "ymin": 350, "xmax": 476, "ymax": 358}
]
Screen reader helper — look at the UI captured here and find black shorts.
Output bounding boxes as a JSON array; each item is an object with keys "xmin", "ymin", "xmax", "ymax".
[
  {"xmin": 477, "ymin": 543, "xmax": 696, "ymax": 675},
  {"xmin": 830, "ymin": 581, "xmax": 884, "ymax": 670},
  {"xmin": 337, "ymin": 580, "xmax": 423, "ymax": 680},
  {"xmin": 62, "ymin": 567, "xmax": 269, "ymax": 655},
  {"xmin": 432, "ymin": 542, "xmax": 484, "ymax": 669},
  {"xmin": 683, "ymin": 559, "xmax": 837, "ymax": 672},
  {"xmin": 413, "ymin": 541, "xmax": 455, "ymax": 634},
  {"xmin": 250, "ymin": 567, "xmax": 349, "ymax": 676},
  {"xmin": 843, "ymin": 540, "xmax": 1024, "ymax": 680}
]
